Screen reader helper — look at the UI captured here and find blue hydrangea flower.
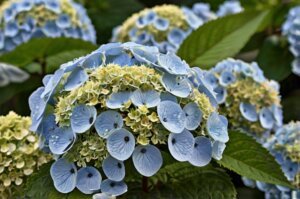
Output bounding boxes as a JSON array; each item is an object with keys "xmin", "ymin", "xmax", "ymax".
[
  {"xmin": 29, "ymin": 42, "xmax": 229, "ymax": 196},
  {"xmin": 190, "ymin": 58, "xmax": 283, "ymax": 138},
  {"xmin": 216, "ymin": 0, "xmax": 244, "ymax": 17},
  {"xmin": 0, "ymin": 0, "xmax": 96, "ymax": 54},
  {"xmin": 243, "ymin": 122, "xmax": 300, "ymax": 198},
  {"xmin": 282, "ymin": 6, "xmax": 300, "ymax": 76},
  {"xmin": 0, "ymin": 62, "xmax": 29, "ymax": 87}
]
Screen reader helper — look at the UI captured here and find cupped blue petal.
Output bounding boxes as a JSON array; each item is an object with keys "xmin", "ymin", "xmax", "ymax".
[
  {"xmin": 157, "ymin": 100, "xmax": 186, "ymax": 133},
  {"xmin": 153, "ymin": 17, "xmax": 169, "ymax": 31},
  {"xmin": 212, "ymin": 141, "xmax": 226, "ymax": 160},
  {"xmin": 188, "ymin": 136, "xmax": 212, "ymax": 167},
  {"xmin": 132, "ymin": 145, "xmax": 163, "ymax": 177},
  {"xmin": 95, "ymin": 111, "xmax": 123, "ymax": 139},
  {"xmin": 56, "ymin": 14, "xmax": 71, "ymax": 29},
  {"xmin": 50, "ymin": 158, "xmax": 77, "ymax": 194},
  {"xmin": 64, "ymin": 67, "xmax": 88, "ymax": 91},
  {"xmin": 239, "ymin": 102, "xmax": 258, "ymax": 122},
  {"xmin": 41, "ymin": 68, "xmax": 64, "ymax": 101},
  {"xmin": 181, "ymin": 7, "xmax": 203, "ymax": 29},
  {"xmin": 106, "ymin": 92, "xmax": 131, "ymax": 109},
  {"xmin": 183, "ymin": 102, "xmax": 202, "ymax": 130},
  {"xmin": 219, "ymin": 70, "xmax": 236, "ymax": 86},
  {"xmin": 168, "ymin": 130, "xmax": 194, "ymax": 161},
  {"xmin": 213, "ymin": 86, "xmax": 227, "ymax": 104},
  {"xmin": 207, "ymin": 112, "xmax": 229, "ymax": 143},
  {"xmin": 259, "ymin": 107, "xmax": 275, "ymax": 129},
  {"xmin": 102, "ymin": 156, "xmax": 125, "ymax": 181},
  {"xmin": 76, "ymin": 167, "xmax": 102, "ymax": 194},
  {"xmin": 125, "ymin": 43, "xmax": 159, "ymax": 65},
  {"xmin": 100, "ymin": 179, "xmax": 128, "ymax": 196},
  {"xmin": 130, "ymin": 89, "xmax": 160, "ymax": 108},
  {"xmin": 162, "ymin": 73, "xmax": 192, "ymax": 98},
  {"xmin": 45, "ymin": 0, "xmax": 61, "ymax": 13},
  {"xmin": 107, "ymin": 128, "xmax": 135, "ymax": 161},
  {"xmin": 203, "ymin": 72, "xmax": 219, "ymax": 89},
  {"xmin": 167, "ymin": 28, "xmax": 186, "ymax": 47},
  {"xmin": 81, "ymin": 52, "xmax": 103, "ymax": 69},
  {"xmin": 42, "ymin": 21, "xmax": 61, "ymax": 37},
  {"xmin": 49, "ymin": 127, "xmax": 76, "ymax": 155},
  {"xmin": 157, "ymin": 53, "xmax": 189, "ymax": 75},
  {"xmin": 29, "ymin": 87, "xmax": 47, "ymax": 131},
  {"xmin": 271, "ymin": 105, "xmax": 283, "ymax": 126},
  {"xmin": 160, "ymin": 92, "xmax": 177, "ymax": 103},
  {"xmin": 4, "ymin": 21, "xmax": 19, "ymax": 37},
  {"xmin": 70, "ymin": 104, "xmax": 97, "ymax": 133}
]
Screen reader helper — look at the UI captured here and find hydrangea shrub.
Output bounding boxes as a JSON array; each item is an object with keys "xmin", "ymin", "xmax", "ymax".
[
  {"xmin": 243, "ymin": 122, "xmax": 300, "ymax": 198},
  {"xmin": 0, "ymin": 0, "xmax": 96, "ymax": 54},
  {"xmin": 190, "ymin": 58, "xmax": 283, "ymax": 139},
  {"xmin": 0, "ymin": 111, "xmax": 51, "ymax": 198},
  {"xmin": 282, "ymin": 6, "xmax": 300, "ymax": 76},
  {"xmin": 29, "ymin": 42, "xmax": 229, "ymax": 197}
]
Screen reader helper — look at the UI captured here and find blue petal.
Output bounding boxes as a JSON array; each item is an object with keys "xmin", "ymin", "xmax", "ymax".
[
  {"xmin": 157, "ymin": 53, "xmax": 189, "ymax": 75},
  {"xmin": 203, "ymin": 72, "xmax": 219, "ymax": 89},
  {"xmin": 271, "ymin": 105, "xmax": 283, "ymax": 126},
  {"xmin": 213, "ymin": 86, "xmax": 227, "ymax": 104},
  {"xmin": 29, "ymin": 87, "xmax": 47, "ymax": 131},
  {"xmin": 100, "ymin": 179, "xmax": 128, "ymax": 196},
  {"xmin": 188, "ymin": 136, "xmax": 212, "ymax": 167},
  {"xmin": 130, "ymin": 89, "xmax": 160, "ymax": 108},
  {"xmin": 45, "ymin": 0, "xmax": 61, "ymax": 13},
  {"xmin": 239, "ymin": 102, "xmax": 258, "ymax": 122},
  {"xmin": 1, "ymin": 63, "xmax": 29, "ymax": 83},
  {"xmin": 157, "ymin": 100, "xmax": 186, "ymax": 133},
  {"xmin": 212, "ymin": 141, "xmax": 226, "ymax": 160},
  {"xmin": 132, "ymin": 145, "xmax": 163, "ymax": 177},
  {"xmin": 162, "ymin": 73, "xmax": 192, "ymax": 98},
  {"xmin": 70, "ymin": 104, "xmax": 97, "ymax": 133},
  {"xmin": 219, "ymin": 70, "xmax": 236, "ymax": 86},
  {"xmin": 82, "ymin": 52, "xmax": 104, "ymax": 69},
  {"xmin": 144, "ymin": 11, "xmax": 156, "ymax": 24},
  {"xmin": 50, "ymin": 159, "xmax": 77, "ymax": 194},
  {"xmin": 107, "ymin": 128, "xmax": 135, "ymax": 161},
  {"xmin": 242, "ymin": 177, "xmax": 256, "ymax": 188},
  {"xmin": 4, "ymin": 21, "xmax": 19, "ymax": 37},
  {"xmin": 135, "ymin": 32, "xmax": 150, "ymax": 44},
  {"xmin": 49, "ymin": 127, "xmax": 76, "ymax": 155},
  {"xmin": 76, "ymin": 167, "xmax": 102, "ymax": 194},
  {"xmin": 102, "ymin": 156, "xmax": 125, "ymax": 181},
  {"xmin": 56, "ymin": 14, "xmax": 71, "ymax": 29},
  {"xmin": 16, "ymin": 0, "xmax": 33, "ymax": 12},
  {"xmin": 167, "ymin": 28, "xmax": 186, "ymax": 47},
  {"xmin": 93, "ymin": 193, "xmax": 115, "ymax": 199},
  {"xmin": 124, "ymin": 43, "xmax": 158, "ymax": 65},
  {"xmin": 259, "ymin": 107, "xmax": 275, "ymax": 129},
  {"xmin": 106, "ymin": 92, "xmax": 131, "ymax": 109},
  {"xmin": 42, "ymin": 21, "xmax": 61, "ymax": 37},
  {"xmin": 183, "ymin": 102, "xmax": 202, "ymax": 130},
  {"xmin": 41, "ymin": 69, "xmax": 64, "ymax": 102},
  {"xmin": 0, "ymin": 66, "xmax": 9, "ymax": 87},
  {"xmin": 160, "ymin": 92, "xmax": 177, "ymax": 103},
  {"xmin": 181, "ymin": 7, "xmax": 203, "ymax": 29},
  {"xmin": 64, "ymin": 67, "xmax": 88, "ymax": 91},
  {"xmin": 153, "ymin": 17, "xmax": 169, "ymax": 31},
  {"xmin": 207, "ymin": 112, "xmax": 229, "ymax": 142},
  {"xmin": 168, "ymin": 130, "xmax": 194, "ymax": 161},
  {"xmin": 94, "ymin": 111, "xmax": 123, "ymax": 138}
]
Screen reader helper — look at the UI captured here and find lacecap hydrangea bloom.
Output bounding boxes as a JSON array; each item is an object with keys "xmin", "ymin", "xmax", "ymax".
[
  {"xmin": 282, "ymin": 6, "xmax": 300, "ymax": 76},
  {"xmin": 29, "ymin": 42, "xmax": 229, "ymax": 197},
  {"xmin": 0, "ymin": 0, "xmax": 96, "ymax": 54},
  {"xmin": 0, "ymin": 111, "xmax": 51, "ymax": 199},
  {"xmin": 242, "ymin": 122, "xmax": 300, "ymax": 199},
  {"xmin": 111, "ymin": 4, "xmax": 216, "ymax": 53},
  {"xmin": 190, "ymin": 58, "xmax": 283, "ymax": 139}
]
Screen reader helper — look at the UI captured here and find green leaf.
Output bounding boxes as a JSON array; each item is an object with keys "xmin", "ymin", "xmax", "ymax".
[
  {"xmin": 123, "ymin": 162, "xmax": 236, "ymax": 199},
  {"xmin": 257, "ymin": 36, "xmax": 293, "ymax": 81},
  {"xmin": 0, "ymin": 38, "xmax": 97, "ymax": 71},
  {"xmin": 177, "ymin": 10, "xmax": 270, "ymax": 69},
  {"xmin": 218, "ymin": 131, "xmax": 292, "ymax": 187}
]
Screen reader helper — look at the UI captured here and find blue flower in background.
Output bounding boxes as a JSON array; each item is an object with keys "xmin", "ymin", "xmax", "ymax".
[
  {"xmin": 282, "ymin": 6, "xmax": 300, "ymax": 76},
  {"xmin": 29, "ymin": 42, "xmax": 229, "ymax": 196},
  {"xmin": 216, "ymin": 0, "xmax": 244, "ymax": 17},
  {"xmin": 0, "ymin": 62, "xmax": 29, "ymax": 87},
  {"xmin": 0, "ymin": 0, "xmax": 96, "ymax": 54}
]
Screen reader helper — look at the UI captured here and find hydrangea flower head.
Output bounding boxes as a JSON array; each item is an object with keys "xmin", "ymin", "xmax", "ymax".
[
  {"xmin": 111, "ymin": 4, "xmax": 216, "ymax": 53},
  {"xmin": 190, "ymin": 58, "xmax": 282, "ymax": 138},
  {"xmin": 0, "ymin": 0, "xmax": 96, "ymax": 54},
  {"xmin": 216, "ymin": 0, "xmax": 244, "ymax": 17},
  {"xmin": 0, "ymin": 111, "xmax": 51, "ymax": 198},
  {"xmin": 243, "ymin": 122, "xmax": 300, "ymax": 198},
  {"xmin": 29, "ymin": 42, "xmax": 229, "ymax": 196},
  {"xmin": 282, "ymin": 6, "xmax": 300, "ymax": 76}
]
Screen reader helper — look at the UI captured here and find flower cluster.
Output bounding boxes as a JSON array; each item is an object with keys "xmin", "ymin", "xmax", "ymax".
[
  {"xmin": 190, "ymin": 58, "xmax": 283, "ymax": 139},
  {"xmin": 29, "ymin": 42, "xmax": 229, "ymax": 197},
  {"xmin": 282, "ymin": 6, "xmax": 300, "ymax": 76},
  {"xmin": 0, "ymin": 0, "xmax": 96, "ymax": 54},
  {"xmin": 0, "ymin": 111, "xmax": 51, "ymax": 199},
  {"xmin": 111, "ymin": 4, "xmax": 216, "ymax": 53},
  {"xmin": 242, "ymin": 122, "xmax": 300, "ymax": 198}
]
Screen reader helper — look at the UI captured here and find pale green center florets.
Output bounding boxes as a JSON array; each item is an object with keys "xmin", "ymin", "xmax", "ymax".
[
  {"xmin": 0, "ymin": 112, "xmax": 51, "ymax": 198},
  {"xmin": 220, "ymin": 77, "xmax": 280, "ymax": 135},
  {"xmin": 54, "ymin": 64, "xmax": 215, "ymax": 167},
  {"xmin": 116, "ymin": 5, "xmax": 189, "ymax": 43}
]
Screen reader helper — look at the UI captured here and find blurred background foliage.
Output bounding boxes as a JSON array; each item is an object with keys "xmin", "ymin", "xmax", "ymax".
[{"xmin": 1, "ymin": 0, "xmax": 300, "ymax": 198}]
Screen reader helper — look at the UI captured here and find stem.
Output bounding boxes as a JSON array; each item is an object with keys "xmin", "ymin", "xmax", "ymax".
[{"xmin": 142, "ymin": 176, "xmax": 148, "ymax": 193}]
